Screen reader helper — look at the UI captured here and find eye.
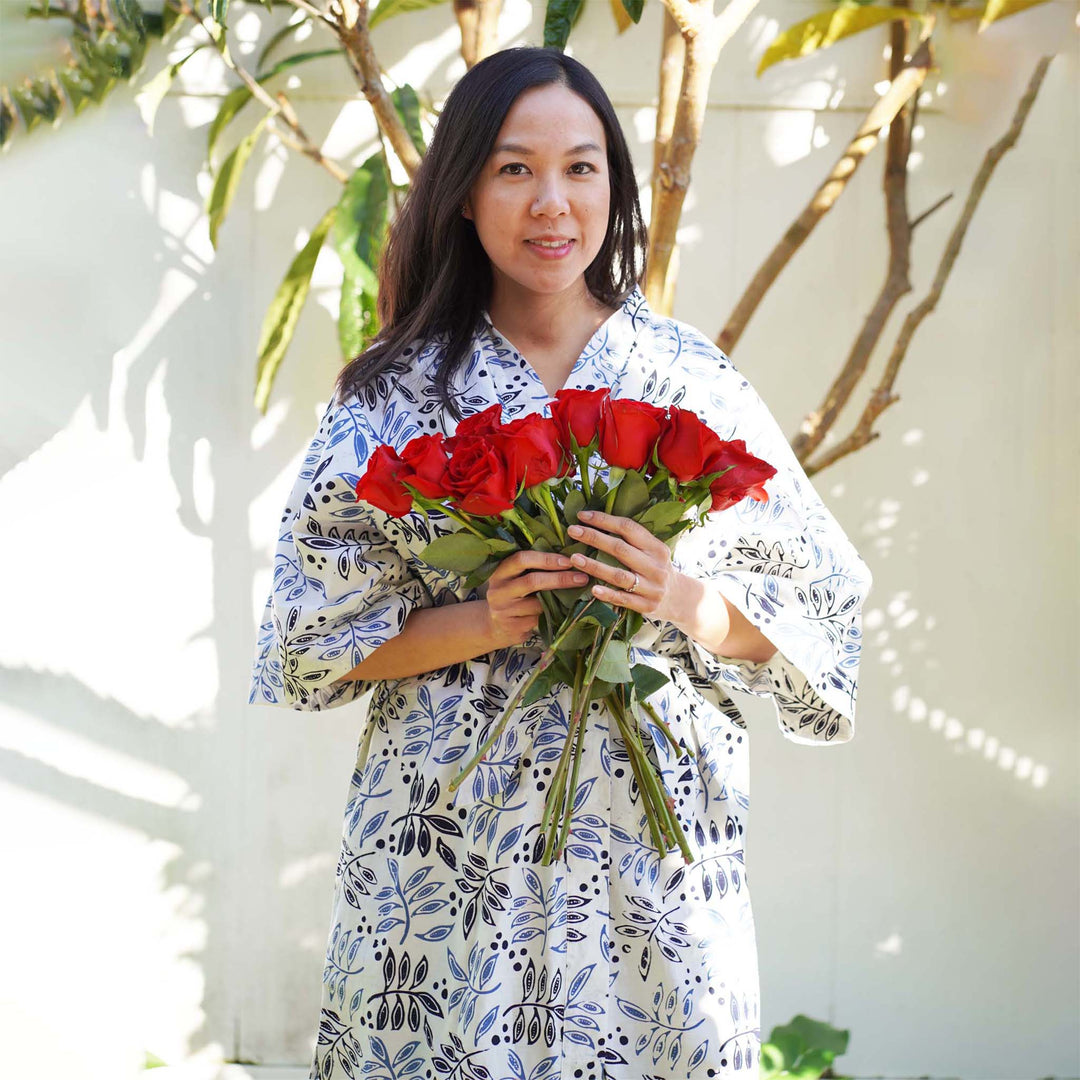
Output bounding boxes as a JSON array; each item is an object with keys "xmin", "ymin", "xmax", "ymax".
[{"xmin": 497, "ymin": 162, "xmax": 598, "ymax": 175}]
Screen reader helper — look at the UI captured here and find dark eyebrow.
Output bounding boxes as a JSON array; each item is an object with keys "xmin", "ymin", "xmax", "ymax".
[{"xmin": 491, "ymin": 141, "xmax": 603, "ymax": 156}]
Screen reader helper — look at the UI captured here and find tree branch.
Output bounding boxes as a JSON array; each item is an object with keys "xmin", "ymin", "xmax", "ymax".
[
  {"xmin": 717, "ymin": 33, "xmax": 933, "ymax": 356},
  {"xmin": 803, "ymin": 54, "xmax": 1056, "ymax": 477},
  {"xmin": 332, "ymin": 0, "xmax": 423, "ymax": 179},
  {"xmin": 790, "ymin": 10, "xmax": 931, "ymax": 464}
]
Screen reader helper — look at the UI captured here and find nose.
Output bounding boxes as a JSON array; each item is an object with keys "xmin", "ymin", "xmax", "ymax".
[{"xmin": 532, "ymin": 178, "xmax": 571, "ymax": 217}]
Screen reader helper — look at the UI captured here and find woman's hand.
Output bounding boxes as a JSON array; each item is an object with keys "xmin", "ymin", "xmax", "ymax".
[
  {"xmin": 480, "ymin": 549, "xmax": 591, "ymax": 647},
  {"xmin": 564, "ymin": 509, "xmax": 689, "ymax": 625}
]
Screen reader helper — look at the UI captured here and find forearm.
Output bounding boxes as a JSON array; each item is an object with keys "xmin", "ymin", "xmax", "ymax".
[
  {"xmin": 667, "ymin": 571, "xmax": 779, "ymax": 665},
  {"xmin": 339, "ymin": 599, "xmax": 509, "ymax": 684}
]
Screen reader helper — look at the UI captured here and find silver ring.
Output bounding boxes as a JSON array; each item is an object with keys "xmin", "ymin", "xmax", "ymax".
[{"xmin": 627, "ymin": 572, "xmax": 639, "ymax": 595}]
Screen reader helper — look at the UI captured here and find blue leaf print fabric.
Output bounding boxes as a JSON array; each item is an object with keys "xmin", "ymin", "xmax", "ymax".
[{"xmin": 248, "ymin": 283, "xmax": 873, "ymax": 1079}]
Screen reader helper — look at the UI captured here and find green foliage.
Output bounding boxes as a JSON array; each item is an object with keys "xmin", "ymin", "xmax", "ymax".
[
  {"xmin": 759, "ymin": 1014, "xmax": 851, "ymax": 1080},
  {"xmin": 2, "ymin": 0, "xmax": 176, "ymax": 146},
  {"xmin": 417, "ymin": 532, "xmax": 493, "ymax": 572},
  {"xmin": 333, "ymin": 153, "xmax": 390, "ymax": 360},
  {"xmin": 254, "ymin": 205, "xmax": 338, "ymax": 413}
]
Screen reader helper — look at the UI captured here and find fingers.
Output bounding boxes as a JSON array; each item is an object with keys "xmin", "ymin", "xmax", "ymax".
[
  {"xmin": 567, "ymin": 508, "xmax": 668, "ymax": 561},
  {"xmin": 499, "ymin": 550, "xmax": 590, "ymax": 597},
  {"xmin": 491, "ymin": 549, "xmax": 571, "ymax": 584}
]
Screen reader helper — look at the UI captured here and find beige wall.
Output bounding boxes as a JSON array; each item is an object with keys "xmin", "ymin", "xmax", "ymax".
[{"xmin": 1, "ymin": 2, "xmax": 1077, "ymax": 1077}]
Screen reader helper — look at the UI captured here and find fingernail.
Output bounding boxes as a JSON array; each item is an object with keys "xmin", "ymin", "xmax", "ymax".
[
  {"xmin": 571, "ymin": 553, "xmax": 586, "ymax": 565},
  {"xmin": 558, "ymin": 556, "xmax": 571, "ymax": 566},
  {"xmin": 573, "ymin": 574, "xmax": 588, "ymax": 583},
  {"xmin": 568, "ymin": 524, "xmax": 583, "ymax": 535},
  {"xmin": 578, "ymin": 510, "xmax": 593, "ymax": 518}
]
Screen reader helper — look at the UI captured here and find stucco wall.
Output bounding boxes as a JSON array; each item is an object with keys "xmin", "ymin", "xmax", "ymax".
[{"xmin": 1, "ymin": 1, "xmax": 1077, "ymax": 1077}]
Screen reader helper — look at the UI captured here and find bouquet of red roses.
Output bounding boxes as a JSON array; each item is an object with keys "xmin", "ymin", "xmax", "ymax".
[{"xmin": 354, "ymin": 389, "xmax": 776, "ymax": 866}]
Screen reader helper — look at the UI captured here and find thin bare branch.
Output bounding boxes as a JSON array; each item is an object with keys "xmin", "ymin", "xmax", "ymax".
[
  {"xmin": 804, "ymin": 54, "xmax": 1056, "ymax": 477},
  {"xmin": 790, "ymin": 12, "xmax": 931, "ymax": 464},
  {"xmin": 198, "ymin": 12, "xmax": 351, "ymax": 184},
  {"xmin": 909, "ymin": 191, "xmax": 953, "ymax": 231},
  {"xmin": 333, "ymin": 0, "xmax": 423, "ymax": 179},
  {"xmin": 718, "ymin": 34, "xmax": 933, "ymax": 356}
]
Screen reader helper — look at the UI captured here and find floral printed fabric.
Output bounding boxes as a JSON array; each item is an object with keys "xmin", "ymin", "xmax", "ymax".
[{"xmin": 249, "ymin": 283, "xmax": 873, "ymax": 1079}]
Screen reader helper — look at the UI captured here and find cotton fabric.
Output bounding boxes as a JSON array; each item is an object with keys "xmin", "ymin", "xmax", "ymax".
[{"xmin": 249, "ymin": 283, "xmax": 873, "ymax": 1079}]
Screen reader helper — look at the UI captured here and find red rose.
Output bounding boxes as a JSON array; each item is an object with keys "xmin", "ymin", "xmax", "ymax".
[
  {"xmin": 398, "ymin": 432, "xmax": 451, "ymax": 499},
  {"xmin": 550, "ymin": 388, "xmax": 610, "ymax": 450},
  {"xmin": 656, "ymin": 407, "xmax": 728, "ymax": 481},
  {"xmin": 497, "ymin": 413, "xmax": 575, "ymax": 489},
  {"xmin": 444, "ymin": 435, "xmax": 518, "ymax": 516},
  {"xmin": 444, "ymin": 403, "xmax": 503, "ymax": 452},
  {"xmin": 597, "ymin": 396, "xmax": 667, "ymax": 471},
  {"xmin": 354, "ymin": 444, "xmax": 414, "ymax": 517},
  {"xmin": 702, "ymin": 439, "xmax": 777, "ymax": 512}
]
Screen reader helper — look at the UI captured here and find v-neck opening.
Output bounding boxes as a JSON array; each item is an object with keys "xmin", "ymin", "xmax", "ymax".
[{"xmin": 481, "ymin": 288, "xmax": 638, "ymax": 399}]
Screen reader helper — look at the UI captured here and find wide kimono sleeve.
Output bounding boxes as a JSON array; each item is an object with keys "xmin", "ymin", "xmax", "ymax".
[
  {"xmin": 248, "ymin": 400, "xmax": 430, "ymax": 711},
  {"xmin": 659, "ymin": 342, "xmax": 874, "ymax": 746}
]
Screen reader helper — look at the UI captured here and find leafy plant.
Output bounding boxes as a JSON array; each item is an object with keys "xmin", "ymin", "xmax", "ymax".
[{"xmin": 760, "ymin": 1013, "xmax": 852, "ymax": 1080}]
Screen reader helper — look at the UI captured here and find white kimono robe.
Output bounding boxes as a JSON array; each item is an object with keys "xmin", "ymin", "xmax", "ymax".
[{"xmin": 249, "ymin": 282, "xmax": 873, "ymax": 1079}]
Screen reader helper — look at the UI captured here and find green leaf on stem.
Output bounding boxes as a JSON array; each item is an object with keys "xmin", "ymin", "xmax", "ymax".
[
  {"xmin": 522, "ymin": 667, "xmax": 559, "ymax": 706},
  {"xmin": 594, "ymin": 639, "xmax": 632, "ymax": 684},
  {"xmin": 562, "ymin": 488, "xmax": 586, "ymax": 525},
  {"xmin": 419, "ymin": 532, "xmax": 491, "ymax": 572},
  {"xmin": 612, "ymin": 470, "xmax": 650, "ymax": 518},
  {"xmin": 588, "ymin": 677, "xmax": 618, "ymax": 701},
  {"xmin": 637, "ymin": 500, "xmax": 691, "ymax": 530},
  {"xmin": 461, "ymin": 558, "xmax": 501, "ymax": 590},
  {"xmin": 630, "ymin": 663, "xmax": 671, "ymax": 700}
]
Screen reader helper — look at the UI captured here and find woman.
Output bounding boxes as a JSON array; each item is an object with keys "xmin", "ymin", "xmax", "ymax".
[{"xmin": 249, "ymin": 45, "xmax": 873, "ymax": 1080}]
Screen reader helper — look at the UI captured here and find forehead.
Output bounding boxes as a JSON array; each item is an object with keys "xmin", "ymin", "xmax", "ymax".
[{"xmin": 491, "ymin": 84, "xmax": 606, "ymax": 153}]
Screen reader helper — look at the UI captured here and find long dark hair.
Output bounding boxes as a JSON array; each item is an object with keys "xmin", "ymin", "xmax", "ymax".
[{"xmin": 332, "ymin": 45, "xmax": 649, "ymax": 423}]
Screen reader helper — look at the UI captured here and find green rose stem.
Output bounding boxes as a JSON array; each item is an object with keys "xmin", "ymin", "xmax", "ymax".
[
  {"xmin": 608, "ymin": 689, "xmax": 694, "ymax": 865},
  {"xmin": 548, "ymin": 616, "xmax": 619, "ymax": 860},
  {"xmin": 611, "ymin": 696, "xmax": 667, "ymax": 856},
  {"xmin": 572, "ymin": 446, "xmax": 594, "ymax": 501},
  {"xmin": 447, "ymin": 597, "xmax": 604, "ymax": 794},
  {"xmin": 639, "ymin": 698, "xmax": 696, "ymax": 762},
  {"xmin": 531, "ymin": 482, "xmax": 566, "ymax": 545},
  {"xmin": 540, "ymin": 621, "xmax": 606, "ymax": 855},
  {"xmin": 553, "ymin": 685, "xmax": 591, "ymax": 860},
  {"xmin": 409, "ymin": 494, "xmax": 490, "ymax": 539},
  {"xmin": 501, "ymin": 506, "xmax": 537, "ymax": 545}
]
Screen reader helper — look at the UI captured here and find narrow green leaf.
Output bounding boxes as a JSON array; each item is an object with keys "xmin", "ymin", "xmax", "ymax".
[
  {"xmin": 206, "ymin": 111, "xmax": 270, "ymax": 249},
  {"xmin": 207, "ymin": 49, "xmax": 340, "ymax": 165},
  {"xmin": 757, "ymin": 4, "xmax": 930, "ymax": 78},
  {"xmin": 254, "ymin": 205, "xmax": 337, "ymax": 413},
  {"xmin": 390, "ymin": 83, "xmax": 426, "ymax": 155},
  {"xmin": 209, "ymin": 0, "xmax": 230, "ymax": 31},
  {"xmin": 543, "ymin": 0, "xmax": 586, "ymax": 50},
  {"xmin": 333, "ymin": 153, "xmax": 390, "ymax": 358},
  {"xmin": 369, "ymin": 0, "xmax": 453, "ymax": 32},
  {"xmin": 256, "ymin": 14, "xmax": 312, "ymax": 75},
  {"xmin": 134, "ymin": 44, "xmax": 204, "ymax": 135}
]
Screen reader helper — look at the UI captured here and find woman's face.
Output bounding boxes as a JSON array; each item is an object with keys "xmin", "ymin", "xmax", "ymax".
[{"xmin": 462, "ymin": 82, "xmax": 612, "ymax": 301}]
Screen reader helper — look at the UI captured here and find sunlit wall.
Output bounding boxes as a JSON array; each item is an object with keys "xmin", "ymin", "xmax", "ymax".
[{"xmin": 1, "ymin": 1, "xmax": 1077, "ymax": 1077}]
